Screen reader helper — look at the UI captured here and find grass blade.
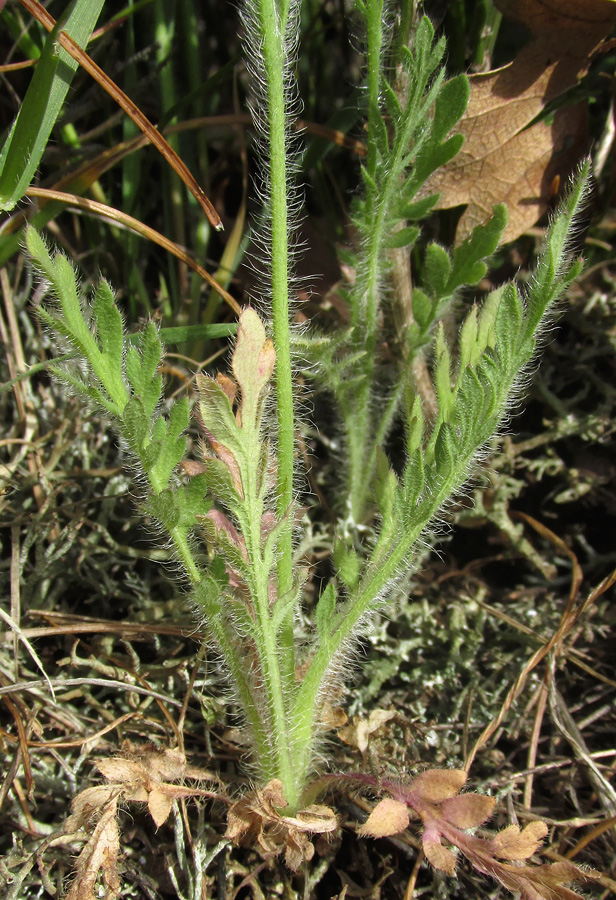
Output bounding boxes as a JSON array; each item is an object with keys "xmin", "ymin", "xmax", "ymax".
[{"xmin": 0, "ymin": 0, "xmax": 105, "ymax": 210}]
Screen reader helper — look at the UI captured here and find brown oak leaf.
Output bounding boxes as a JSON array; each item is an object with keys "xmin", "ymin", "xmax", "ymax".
[{"xmin": 427, "ymin": 0, "xmax": 616, "ymax": 242}]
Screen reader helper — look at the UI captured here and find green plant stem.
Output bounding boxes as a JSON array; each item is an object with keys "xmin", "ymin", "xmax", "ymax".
[
  {"xmin": 241, "ymin": 414, "xmax": 299, "ymax": 807},
  {"xmin": 343, "ymin": 0, "xmax": 384, "ymax": 527},
  {"xmin": 257, "ymin": 0, "xmax": 296, "ymax": 690},
  {"xmin": 292, "ymin": 431, "xmax": 484, "ymax": 780},
  {"xmin": 169, "ymin": 525, "xmax": 275, "ymax": 776},
  {"xmin": 346, "ymin": 25, "xmax": 443, "ymax": 523}
]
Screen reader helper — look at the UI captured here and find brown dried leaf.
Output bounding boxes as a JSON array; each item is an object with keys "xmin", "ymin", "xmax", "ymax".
[
  {"xmin": 321, "ymin": 701, "xmax": 348, "ymax": 729},
  {"xmin": 180, "ymin": 459, "xmax": 207, "ymax": 477},
  {"xmin": 427, "ymin": 0, "xmax": 615, "ymax": 242},
  {"xmin": 140, "ymin": 746, "xmax": 186, "ymax": 782},
  {"xmin": 65, "ymin": 799, "xmax": 120, "ymax": 900},
  {"xmin": 440, "ymin": 793, "xmax": 496, "ymax": 829},
  {"xmin": 358, "ymin": 798, "xmax": 410, "ymax": 838},
  {"xmin": 225, "ymin": 796, "xmax": 262, "ymax": 846},
  {"xmin": 216, "ymin": 372, "xmax": 238, "ymax": 406},
  {"xmin": 292, "ymin": 805, "xmax": 339, "ymax": 834},
  {"xmin": 423, "ymin": 839, "xmax": 458, "ymax": 875},
  {"xmin": 65, "ymin": 785, "xmax": 116, "ymax": 831},
  {"xmin": 528, "ymin": 860, "xmax": 595, "ymax": 899},
  {"xmin": 259, "ymin": 778, "xmax": 287, "ymax": 812},
  {"xmin": 409, "ymin": 768, "xmax": 467, "ymax": 803},
  {"xmin": 488, "ymin": 859, "xmax": 592, "ymax": 900},
  {"xmin": 490, "ymin": 820, "xmax": 548, "ymax": 860},
  {"xmin": 96, "ymin": 757, "xmax": 146, "ymax": 784},
  {"xmin": 226, "ymin": 782, "xmax": 337, "ymax": 870},
  {"xmin": 124, "ymin": 784, "xmax": 149, "ymax": 803},
  {"xmin": 148, "ymin": 788, "xmax": 173, "ymax": 828},
  {"xmin": 284, "ymin": 830, "xmax": 315, "ymax": 871},
  {"xmin": 337, "ymin": 708, "xmax": 395, "ymax": 753}
]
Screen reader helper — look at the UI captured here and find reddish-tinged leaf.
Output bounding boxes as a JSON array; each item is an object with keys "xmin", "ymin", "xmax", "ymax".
[
  {"xmin": 440, "ymin": 793, "xmax": 496, "ymax": 829},
  {"xmin": 410, "ymin": 768, "xmax": 467, "ymax": 802},
  {"xmin": 232, "ymin": 308, "xmax": 276, "ymax": 421},
  {"xmin": 490, "ymin": 821, "xmax": 548, "ymax": 859},
  {"xmin": 148, "ymin": 788, "xmax": 173, "ymax": 828},
  {"xmin": 358, "ymin": 799, "xmax": 410, "ymax": 838},
  {"xmin": 423, "ymin": 839, "xmax": 458, "ymax": 875}
]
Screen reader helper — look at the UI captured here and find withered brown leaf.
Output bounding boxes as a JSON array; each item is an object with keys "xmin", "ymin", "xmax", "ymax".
[
  {"xmin": 337, "ymin": 708, "xmax": 395, "ymax": 753},
  {"xmin": 426, "ymin": 0, "xmax": 615, "ymax": 242},
  {"xmin": 225, "ymin": 779, "xmax": 338, "ymax": 871},
  {"xmin": 148, "ymin": 788, "xmax": 174, "ymax": 829},
  {"xmin": 65, "ymin": 799, "xmax": 121, "ymax": 900}
]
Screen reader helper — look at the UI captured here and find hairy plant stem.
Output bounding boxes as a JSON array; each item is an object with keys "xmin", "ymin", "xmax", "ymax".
[
  {"xmin": 168, "ymin": 527, "xmax": 275, "ymax": 775},
  {"xmin": 291, "ymin": 425, "xmax": 488, "ymax": 781},
  {"xmin": 346, "ymin": 37, "xmax": 445, "ymax": 522},
  {"xmin": 242, "ymin": 412, "xmax": 299, "ymax": 805},
  {"xmin": 344, "ymin": 0, "xmax": 384, "ymax": 527},
  {"xmin": 253, "ymin": 0, "xmax": 298, "ymax": 807}
]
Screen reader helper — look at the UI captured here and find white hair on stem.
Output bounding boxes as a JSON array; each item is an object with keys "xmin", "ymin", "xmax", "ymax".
[{"xmin": 239, "ymin": 0, "xmax": 305, "ymax": 312}]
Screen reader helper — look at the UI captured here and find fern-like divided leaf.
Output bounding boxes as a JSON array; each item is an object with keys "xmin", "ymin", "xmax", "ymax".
[
  {"xmin": 397, "ymin": 162, "xmax": 589, "ymax": 538},
  {"xmin": 27, "ymin": 227, "xmax": 129, "ymax": 415},
  {"xmin": 27, "ymin": 226, "xmax": 200, "ymax": 542},
  {"xmin": 297, "ymin": 164, "xmax": 590, "ymax": 741}
]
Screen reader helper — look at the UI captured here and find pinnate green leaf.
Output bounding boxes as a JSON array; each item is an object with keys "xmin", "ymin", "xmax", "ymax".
[
  {"xmin": 374, "ymin": 448, "xmax": 398, "ymax": 521},
  {"xmin": 412, "ymin": 133, "xmax": 464, "ymax": 189},
  {"xmin": 398, "ymin": 194, "xmax": 440, "ymax": 221},
  {"xmin": 448, "ymin": 204, "xmax": 507, "ymax": 290},
  {"xmin": 92, "ymin": 280, "xmax": 123, "ymax": 368},
  {"xmin": 315, "ymin": 582, "xmax": 336, "ymax": 638},
  {"xmin": 432, "ymin": 74, "xmax": 469, "ymax": 144},
  {"xmin": 411, "ymin": 288, "xmax": 433, "ymax": 331},
  {"xmin": 333, "ymin": 539, "xmax": 361, "ymax": 591},
  {"xmin": 370, "ymin": 102, "xmax": 390, "ymax": 158},
  {"xmin": 424, "ymin": 243, "xmax": 451, "ymax": 298},
  {"xmin": 385, "ymin": 226, "xmax": 420, "ymax": 249}
]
